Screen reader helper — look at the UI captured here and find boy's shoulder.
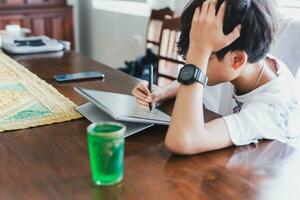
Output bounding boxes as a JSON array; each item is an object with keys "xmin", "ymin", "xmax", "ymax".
[{"xmin": 224, "ymin": 54, "xmax": 300, "ymax": 147}]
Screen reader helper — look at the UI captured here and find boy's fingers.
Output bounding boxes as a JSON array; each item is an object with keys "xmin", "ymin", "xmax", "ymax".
[
  {"xmin": 137, "ymin": 82, "xmax": 151, "ymax": 96},
  {"xmin": 133, "ymin": 90, "xmax": 147, "ymax": 101},
  {"xmin": 193, "ymin": 7, "xmax": 200, "ymax": 22},
  {"xmin": 139, "ymin": 81, "xmax": 149, "ymax": 89},
  {"xmin": 136, "ymin": 87, "xmax": 149, "ymax": 96},
  {"xmin": 145, "ymin": 95, "xmax": 154, "ymax": 103},
  {"xmin": 200, "ymin": 0, "xmax": 210, "ymax": 19},
  {"xmin": 223, "ymin": 24, "xmax": 241, "ymax": 47},
  {"xmin": 208, "ymin": 1, "xmax": 217, "ymax": 18},
  {"xmin": 145, "ymin": 90, "xmax": 161, "ymax": 102},
  {"xmin": 132, "ymin": 86, "xmax": 147, "ymax": 98},
  {"xmin": 217, "ymin": 2, "xmax": 226, "ymax": 23},
  {"xmin": 136, "ymin": 99, "xmax": 148, "ymax": 107}
]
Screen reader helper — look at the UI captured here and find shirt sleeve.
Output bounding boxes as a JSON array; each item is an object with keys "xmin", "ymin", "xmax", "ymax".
[{"xmin": 223, "ymin": 102, "xmax": 287, "ymax": 146}]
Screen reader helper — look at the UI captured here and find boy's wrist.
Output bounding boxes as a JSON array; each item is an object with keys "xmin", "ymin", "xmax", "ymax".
[
  {"xmin": 159, "ymin": 87, "xmax": 169, "ymax": 101},
  {"xmin": 160, "ymin": 84, "xmax": 177, "ymax": 101},
  {"xmin": 186, "ymin": 48, "xmax": 212, "ymax": 71}
]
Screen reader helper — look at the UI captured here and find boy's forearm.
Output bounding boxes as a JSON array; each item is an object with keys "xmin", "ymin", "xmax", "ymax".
[
  {"xmin": 160, "ymin": 80, "xmax": 180, "ymax": 101},
  {"xmin": 165, "ymin": 51, "xmax": 210, "ymax": 154}
]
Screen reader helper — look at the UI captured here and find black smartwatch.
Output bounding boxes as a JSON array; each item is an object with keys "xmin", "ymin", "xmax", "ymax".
[{"xmin": 177, "ymin": 64, "xmax": 208, "ymax": 86}]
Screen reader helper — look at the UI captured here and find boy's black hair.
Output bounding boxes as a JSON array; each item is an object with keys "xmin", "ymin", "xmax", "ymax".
[{"xmin": 178, "ymin": 0, "xmax": 278, "ymax": 63}]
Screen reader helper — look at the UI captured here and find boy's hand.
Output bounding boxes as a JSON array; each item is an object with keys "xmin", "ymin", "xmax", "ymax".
[
  {"xmin": 188, "ymin": 0, "xmax": 241, "ymax": 57},
  {"xmin": 132, "ymin": 81, "xmax": 163, "ymax": 108}
]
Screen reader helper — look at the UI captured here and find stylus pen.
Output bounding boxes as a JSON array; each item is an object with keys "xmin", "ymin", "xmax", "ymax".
[{"xmin": 148, "ymin": 65, "xmax": 154, "ymax": 111}]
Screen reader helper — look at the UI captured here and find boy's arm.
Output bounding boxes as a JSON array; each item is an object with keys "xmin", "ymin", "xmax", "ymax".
[
  {"xmin": 160, "ymin": 80, "xmax": 180, "ymax": 101},
  {"xmin": 165, "ymin": 52, "xmax": 233, "ymax": 155},
  {"xmin": 165, "ymin": 1, "xmax": 241, "ymax": 155}
]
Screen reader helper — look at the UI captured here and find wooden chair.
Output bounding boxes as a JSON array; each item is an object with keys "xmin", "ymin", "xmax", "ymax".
[
  {"xmin": 146, "ymin": 7, "xmax": 174, "ymax": 54},
  {"xmin": 119, "ymin": 8, "xmax": 173, "ymax": 81},
  {"xmin": 157, "ymin": 17, "xmax": 185, "ymax": 86}
]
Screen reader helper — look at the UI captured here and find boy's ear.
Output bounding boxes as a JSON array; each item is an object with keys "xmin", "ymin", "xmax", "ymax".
[{"xmin": 231, "ymin": 51, "xmax": 247, "ymax": 70}]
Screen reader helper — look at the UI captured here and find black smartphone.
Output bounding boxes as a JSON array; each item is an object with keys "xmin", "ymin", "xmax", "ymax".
[{"xmin": 54, "ymin": 71, "xmax": 105, "ymax": 82}]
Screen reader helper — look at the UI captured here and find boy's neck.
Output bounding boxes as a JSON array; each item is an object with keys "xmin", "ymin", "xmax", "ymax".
[{"xmin": 231, "ymin": 58, "xmax": 278, "ymax": 95}]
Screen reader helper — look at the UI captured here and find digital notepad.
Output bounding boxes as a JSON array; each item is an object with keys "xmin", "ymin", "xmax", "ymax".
[
  {"xmin": 76, "ymin": 103, "xmax": 154, "ymax": 137},
  {"xmin": 74, "ymin": 87, "xmax": 171, "ymax": 125}
]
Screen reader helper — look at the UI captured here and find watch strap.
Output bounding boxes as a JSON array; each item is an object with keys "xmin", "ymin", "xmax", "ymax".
[{"xmin": 196, "ymin": 68, "xmax": 208, "ymax": 86}]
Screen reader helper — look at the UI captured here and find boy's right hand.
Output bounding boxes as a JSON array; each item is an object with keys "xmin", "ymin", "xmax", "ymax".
[{"xmin": 132, "ymin": 81, "xmax": 163, "ymax": 108}]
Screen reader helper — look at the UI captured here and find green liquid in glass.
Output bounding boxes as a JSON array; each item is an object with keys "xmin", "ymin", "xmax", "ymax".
[{"xmin": 88, "ymin": 123, "xmax": 125, "ymax": 186}]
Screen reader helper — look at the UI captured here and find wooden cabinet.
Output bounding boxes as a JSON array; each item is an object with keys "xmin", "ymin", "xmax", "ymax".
[
  {"xmin": 0, "ymin": 0, "xmax": 74, "ymax": 48},
  {"xmin": 26, "ymin": 0, "xmax": 65, "ymax": 6},
  {"xmin": 0, "ymin": 0, "xmax": 24, "ymax": 7},
  {"xmin": 0, "ymin": 0, "xmax": 65, "ymax": 7}
]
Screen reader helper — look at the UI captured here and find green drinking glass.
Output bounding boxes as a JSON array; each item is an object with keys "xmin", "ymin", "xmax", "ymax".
[{"xmin": 87, "ymin": 122, "xmax": 126, "ymax": 186}]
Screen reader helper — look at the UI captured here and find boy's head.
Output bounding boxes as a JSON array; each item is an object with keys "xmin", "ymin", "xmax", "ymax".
[{"xmin": 178, "ymin": 0, "xmax": 278, "ymax": 85}]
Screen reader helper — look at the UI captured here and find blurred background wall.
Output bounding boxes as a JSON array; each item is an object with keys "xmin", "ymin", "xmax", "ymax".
[
  {"xmin": 72, "ymin": 0, "xmax": 300, "ymax": 69},
  {"xmin": 73, "ymin": 0, "xmax": 189, "ymax": 68}
]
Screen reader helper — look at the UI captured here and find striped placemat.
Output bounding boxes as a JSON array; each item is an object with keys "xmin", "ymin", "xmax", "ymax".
[{"xmin": 0, "ymin": 53, "xmax": 82, "ymax": 132}]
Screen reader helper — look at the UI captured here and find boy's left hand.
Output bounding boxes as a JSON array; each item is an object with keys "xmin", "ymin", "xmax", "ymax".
[{"xmin": 188, "ymin": 0, "xmax": 241, "ymax": 56}]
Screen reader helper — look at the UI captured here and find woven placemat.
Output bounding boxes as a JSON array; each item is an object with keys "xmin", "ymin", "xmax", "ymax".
[{"xmin": 0, "ymin": 53, "xmax": 82, "ymax": 132}]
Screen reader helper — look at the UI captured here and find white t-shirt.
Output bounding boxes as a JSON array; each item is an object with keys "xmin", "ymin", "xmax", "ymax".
[{"xmin": 221, "ymin": 55, "xmax": 300, "ymax": 148}]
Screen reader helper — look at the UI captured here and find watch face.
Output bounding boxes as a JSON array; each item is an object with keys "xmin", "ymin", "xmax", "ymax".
[{"xmin": 180, "ymin": 65, "xmax": 196, "ymax": 81}]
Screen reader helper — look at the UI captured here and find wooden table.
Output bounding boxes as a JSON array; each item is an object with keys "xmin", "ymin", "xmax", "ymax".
[{"xmin": 1, "ymin": 51, "xmax": 299, "ymax": 200}]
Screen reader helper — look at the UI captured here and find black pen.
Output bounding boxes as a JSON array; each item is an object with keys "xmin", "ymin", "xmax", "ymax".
[{"xmin": 148, "ymin": 65, "xmax": 153, "ymax": 111}]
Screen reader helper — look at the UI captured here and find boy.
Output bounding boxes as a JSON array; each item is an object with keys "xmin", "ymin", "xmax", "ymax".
[{"xmin": 132, "ymin": 0, "xmax": 300, "ymax": 154}]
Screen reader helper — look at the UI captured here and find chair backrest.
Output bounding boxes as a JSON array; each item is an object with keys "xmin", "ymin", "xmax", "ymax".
[
  {"xmin": 157, "ymin": 17, "xmax": 185, "ymax": 86},
  {"xmin": 146, "ymin": 7, "xmax": 174, "ymax": 53}
]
